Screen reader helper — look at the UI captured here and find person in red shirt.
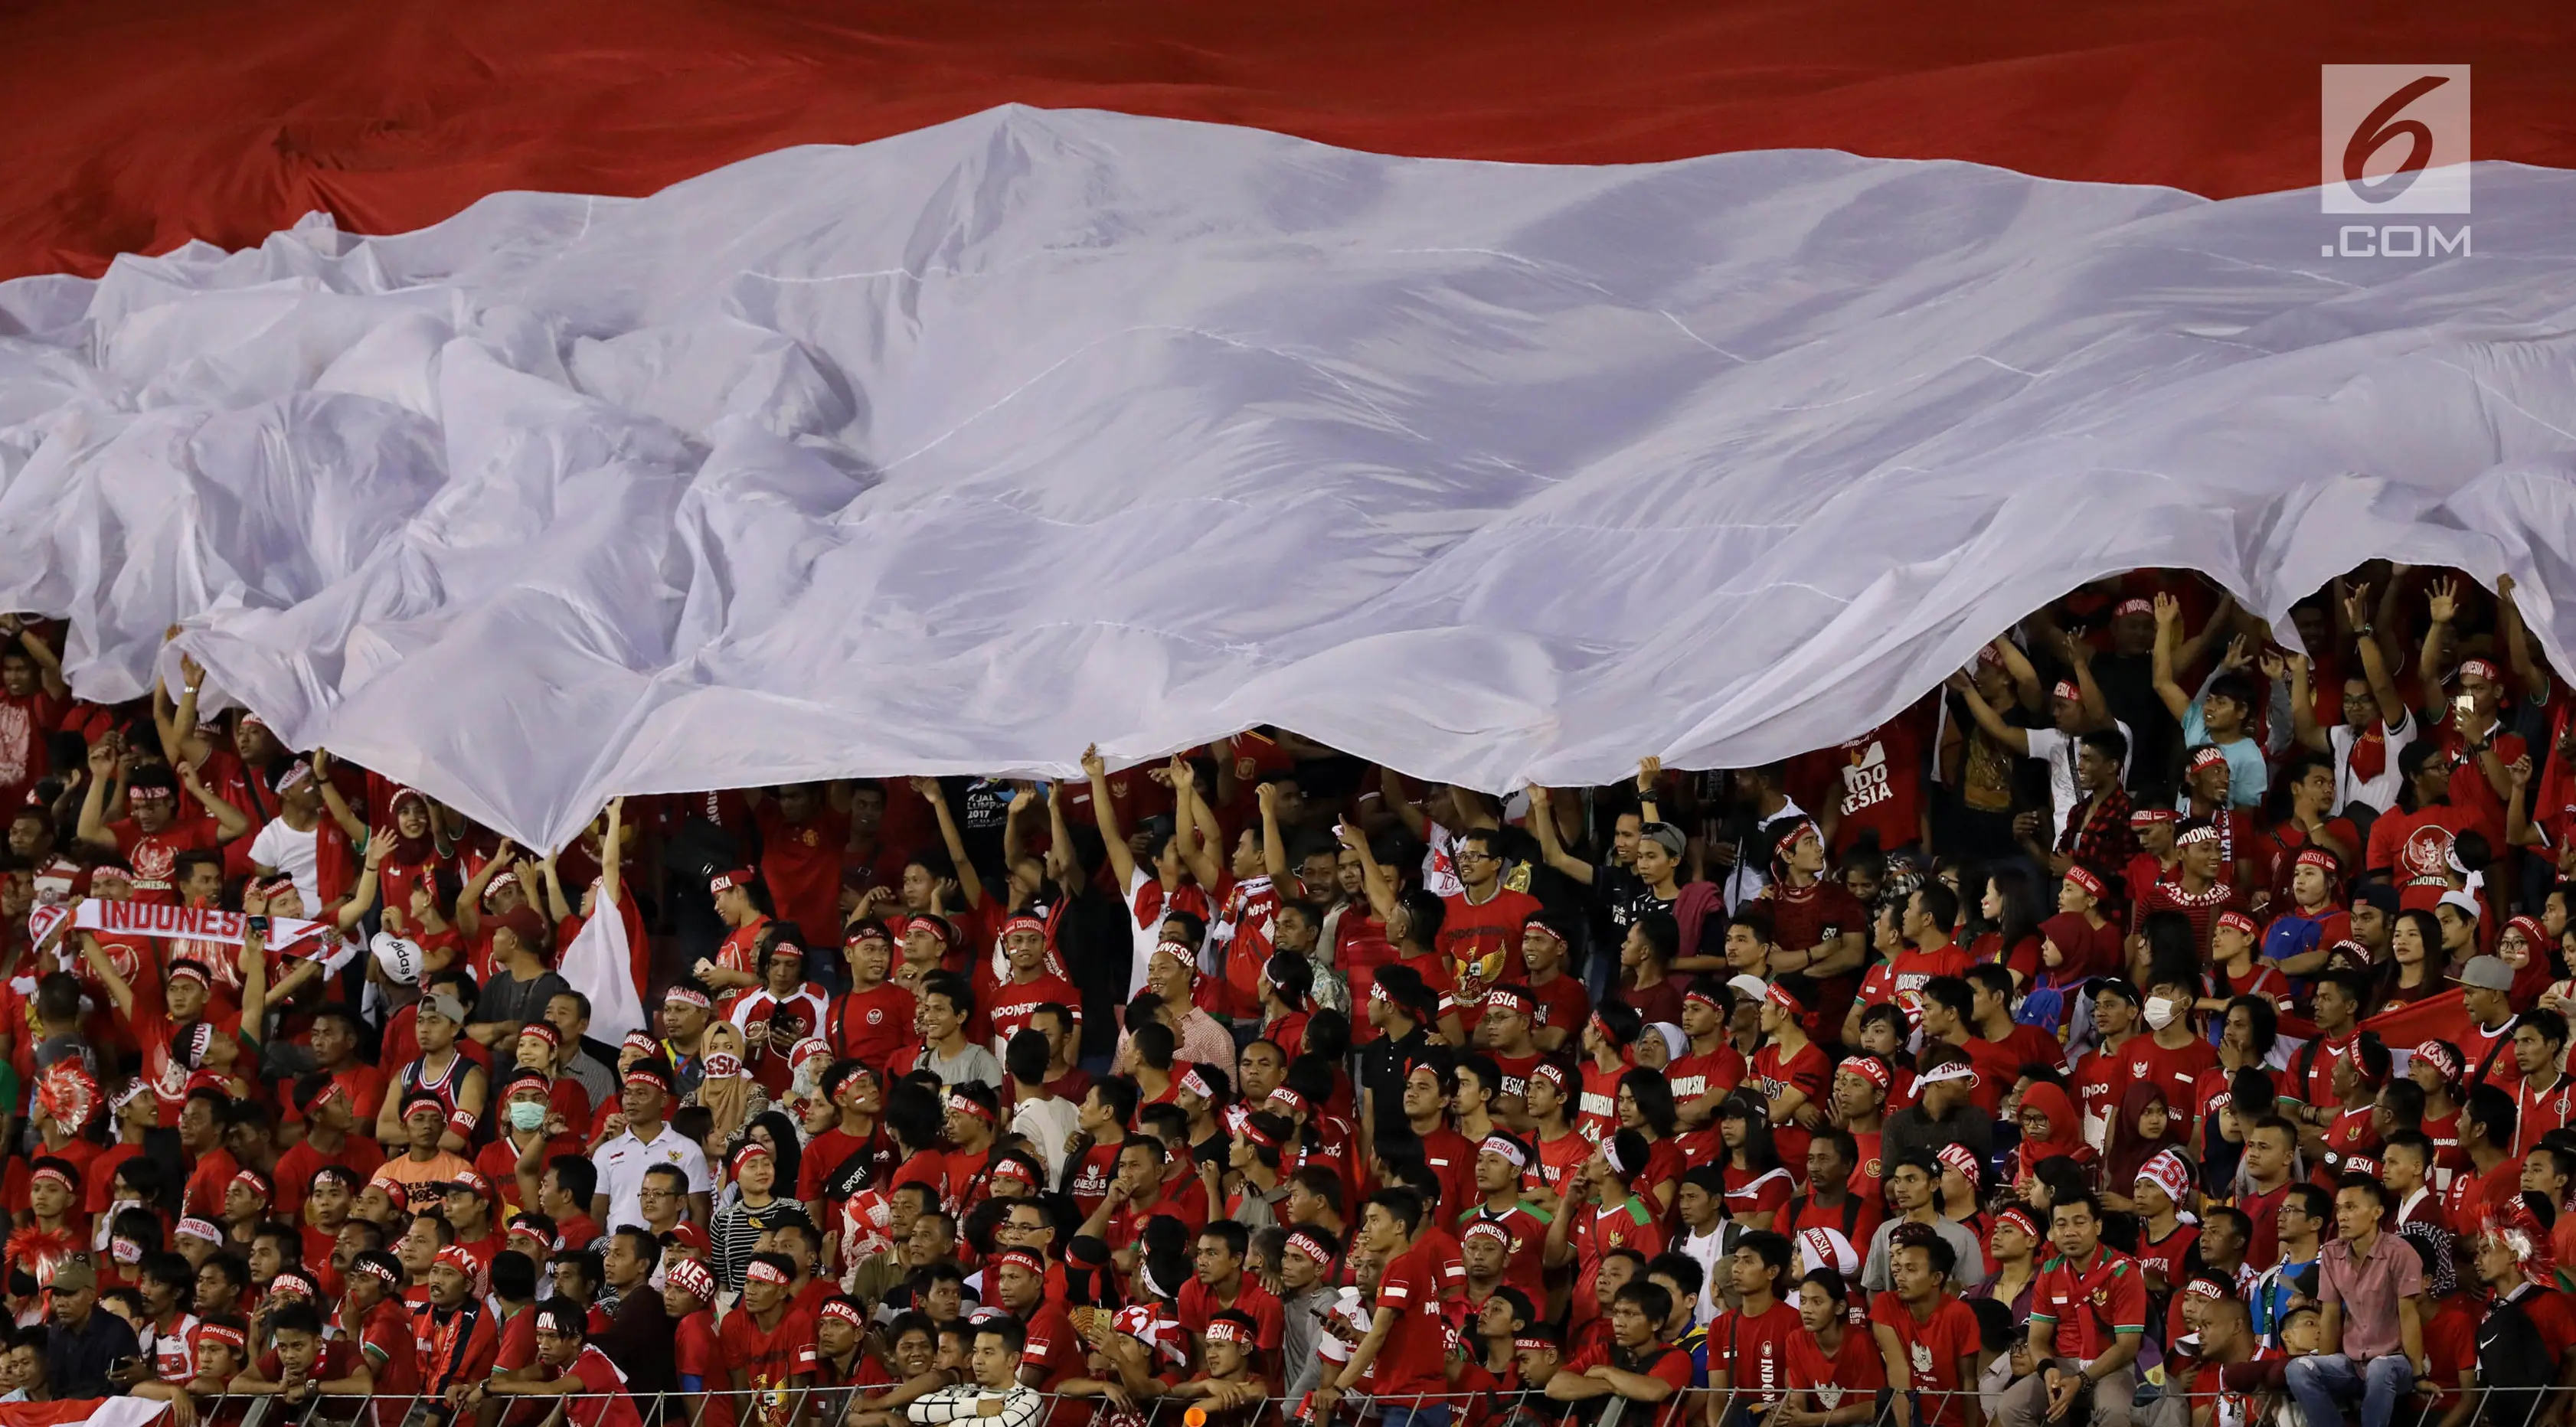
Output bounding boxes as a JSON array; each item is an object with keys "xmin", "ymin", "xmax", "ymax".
[
  {"xmin": 749, "ymin": 784, "xmax": 852, "ymax": 950},
  {"xmin": 274, "ymin": 1075, "xmax": 387, "ymax": 1216},
  {"xmin": 1705, "ymin": 1231, "xmax": 1803, "ymax": 1424},
  {"xmin": 74, "ymin": 741, "xmax": 250, "ymax": 902},
  {"xmin": 1782, "ymin": 1266, "xmax": 1888, "ymax": 1425},
  {"xmin": 984, "ymin": 914, "xmax": 1080, "ymax": 1053},
  {"xmin": 1751, "ymin": 978, "xmax": 1831, "ymax": 1173},
  {"xmin": 701, "ymin": 867, "xmax": 773, "ymax": 998},
  {"xmin": 2368, "ymin": 743, "xmax": 2486, "ymax": 887},
  {"xmin": 338, "ymin": 1249, "xmax": 422, "ymax": 1411},
  {"xmin": 416, "ymin": 1244, "xmax": 502, "ymax": 1409},
  {"xmin": 1541, "ymin": 1279, "xmax": 1698, "ymax": 1427},
  {"xmin": 1872, "ymin": 1226, "xmax": 1984, "ymax": 1427},
  {"xmin": 660, "ymin": 1254, "xmax": 736, "ymax": 1427},
  {"xmin": 1311, "ymin": 1189, "xmax": 1449, "ymax": 1423},
  {"xmin": 2002, "ymin": 1191, "xmax": 2146, "ymax": 1427},
  {"xmin": 1845, "ymin": 886, "xmax": 1972, "ymax": 1045},
  {"xmin": 720, "ymin": 1252, "xmax": 819, "ymax": 1397},
  {"xmin": 1440, "ymin": 829, "xmax": 1542, "ymax": 989},
  {"xmin": 474, "ymin": 1300, "xmax": 646, "ymax": 1427},
  {"xmin": 1516, "ymin": 916, "xmax": 1593, "ymax": 1055},
  {"xmin": 1178, "ymin": 1220, "xmax": 1286, "ymax": 1356},
  {"xmin": 2445, "ymin": 1084, "xmax": 2525, "ymax": 1235},
  {"xmin": 830, "ymin": 922, "xmax": 917, "ymax": 1070}
]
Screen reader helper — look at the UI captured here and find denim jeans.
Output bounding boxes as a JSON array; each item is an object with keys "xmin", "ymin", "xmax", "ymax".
[
  {"xmin": 1379, "ymin": 1404, "xmax": 1454, "ymax": 1427},
  {"xmin": 2286, "ymin": 1352, "xmax": 2416, "ymax": 1427}
]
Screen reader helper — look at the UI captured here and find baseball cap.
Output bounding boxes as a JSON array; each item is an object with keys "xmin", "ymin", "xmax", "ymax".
[{"xmin": 2454, "ymin": 955, "xmax": 2514, "ymax": 992}]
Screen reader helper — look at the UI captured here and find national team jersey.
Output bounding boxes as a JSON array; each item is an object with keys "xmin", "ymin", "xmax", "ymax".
[{"xmin": 1709, "ymin": 1298, "xmax": 1803, "ymax": 1406}]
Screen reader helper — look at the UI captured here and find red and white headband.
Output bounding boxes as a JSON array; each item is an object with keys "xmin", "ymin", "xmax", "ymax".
[
  {"xmin": 2175, "ymin": 824, "xmax": 2220, "ymax": 847},
  {"xmin": 1480, "ymin": 1135, "xmax": 1527, "ymax": 1169},
  {"xmin": 946, "ymin": 1092, "xmax": 995, "ymax": 1124},
  {"xmin": 745, "ymin": 1260, "xmax": 793, "ymax": 1285}
]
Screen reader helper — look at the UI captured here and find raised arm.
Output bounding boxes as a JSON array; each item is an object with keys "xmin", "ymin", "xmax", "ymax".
[
  {"xmin": 74, "ymin": 738, "xmax": 123, "ymax": 853},
  {"xmin": 335, "ymin": 828, "xmax": 398, "ymax": 932},
  {"xmin": 1377, "ymin": 764, "xmax": 1430, "ymax": 839},
  {"xmin": 1992, "ymin": 636, "xmax": 2045, "ymax": 714},
  {"xmin": 1524, "ymin": 785, "xmax": 1597, "ymax": 884},
  {"xmin": 5, "ymin": 617, "xmax": 68, "ymax": 701},
  {"xmin": 2499, "ymin": 573, "xmax": 2548, "ymax": 695},
  {"xmin": 2062, "ymin": 631, "xmax": 2110, "ymax": 727},
  {"xmin": 179, "ymin": 759, "xmax": 251, "ymax": 843},
  {"xmin": 595, "ymin": 798, "xmax": 626, "ymax": 911},
  {"xmin": 2149, "ymin": 593, "xmax": 2193, "ymax": 723},
  {"xmin": 1946, "ymin": 672, "xmax": 2031, "ymax": 756},
  {"xmin": 1257, "ymin": 780, "xmax": 1293, "ymax": 883},
  {"xmin": 1083, "ymin": 745, "xmax": 1140, "ymax": 891},
  {"xmin": 2170, "ymin": 590, "xmax": 2240, "ymax": 672},
  {"xmin": 911, "ymin": 778, "xmax": 985, "ymax": 909},
  {"xmin": 75, "ymin": 932, "xmax": 136, "ymax": 1019},
  {"xmin": 537, "ymin": 846, "xmax": 574, "ymax": 924},
  {"xmin": 2277, "ymin": 651, "xmax": 2330, "ymax": 756},
  {"xmin": 2344, "ymin": 586, "xmax": 2409, "ymax": 734},
  {"xmin": 453, "ymin": 839, "xmax": 518, "ymax": 941},
  {"xmin": 1336, "ymin": 820, "xmax": 1397, "ymax": 922},
  {"xmin": 1041, "ymin": 782, "xmax": 1078, "ymax": 887},
  {"xmin": 1169, "ymin": 758, "xmax": 1224, "ymax": 890},
  {"xmin": 309, "ymin": 749, "xmax": 368, "ymax": 843},
  {"xmin": 2420, "ymin": 576, "xmax": 2460, "ymax": 724},
  {"xmin": 157, "ymin": 647, "xmax": 204, "ymax": 766}
]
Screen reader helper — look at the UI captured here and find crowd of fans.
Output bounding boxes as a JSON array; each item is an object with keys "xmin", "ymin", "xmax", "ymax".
[{"xmin": 0, "ymin": 560, "xmax": 2574, "ymax": 1427}]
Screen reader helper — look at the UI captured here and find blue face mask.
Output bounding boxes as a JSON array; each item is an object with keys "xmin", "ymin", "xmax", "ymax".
[{"xmin": 509, "ymin": 1099, "xmax": 548, "ymax": 1131}]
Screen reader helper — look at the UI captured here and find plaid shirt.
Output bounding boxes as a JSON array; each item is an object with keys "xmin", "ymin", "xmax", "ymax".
[{"xmin": 2056, "ymin": 782, "xmax": 2137, "ymax": 899}]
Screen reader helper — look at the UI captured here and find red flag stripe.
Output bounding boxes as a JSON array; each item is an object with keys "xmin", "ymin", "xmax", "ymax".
[{"xmin": 1, "ymin": 2, "xmax": 2573, "ymax": 282}]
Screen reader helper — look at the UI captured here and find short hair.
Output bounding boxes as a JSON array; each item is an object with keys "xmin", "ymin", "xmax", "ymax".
[
  {"xmin": 2336, "ymin": 1173, "xmax": 2391, "ymax": 1211},
  {"xmin": 2527, "ymin": 1009, "xmax": 2571, "ymax": 1049},
  {"xmin": 2529, "ymin": 1144, "xmax": 2576, "ymax": 1184},
  {"xmin": 2283, "ymin": 1184, "xmax": 2334, "ymax": 1223},
  {"xmin": 1644, "ymin": 1251, "xmax": 1703, "ymax": 1301},
  {"xmin": 1920, "ymin": 976, "xmax": 1973, "ymax": 1024},
  {"xmin": 2050, "ymin": 1190, "xmax": 2104, "ymax": 1223},
  {"xmin": 545, "ymin": 1155, "xmax": 598, "ymax": 1204},
  {"xmin": 1004, "ymin": 1030, "xmax": 1051, "ymax": 1086},
  {"xmin": 976, "ymin": 1315, "xmax": 1029, "ymax": 1357},
  {"xmin": 250, "ymin": 1220, "xmax": 302, "ymax": 1262},
  {"xmin": 920, "ymin": 972, "xmax": 974, "ymax": 1018},
  {"xmin": 1198, "ymin": 1220, "xmax": 1251, "ymax": 1261},
  {"xmin": 201, "ymin": 1252, "xmax": 251, "ymax": 1292},
  {"xmin": 269, "ymin": 1301, "xmax": 325, "ymax": 1338},
  {"xmin": 1888, "ymin": 1223, "xmax": 1957, "ymax": 1278},
  {"xmin": 2466, "ymin": 1082, "xmax": 2519, "ymax": 1146},
  {"xmin": 1131, "ymin": 1020, "xmax": 1178, "ymax": 1071},
  {"xmin": 1613, "ymin": 1280, "xmax": 1675, "ymax": 1327},
  {"xmin": 612, "ymin": 1226, "xmax": 663, "ymax": 1270},
  {"xmin": 1365, "ymin": 1188, "xmax": 1424, "ymax": 1237},
  {"xmin": 642, "ymin": 1163, "xmax": 690, "ymax": 1194},
  {"xmin": 1089, "ymin": 1076, "xmax": 1141, "ymax": 1128},
  {"xmin": 2381, "ymin": 1128, "xmax": 2435, "ymax": 1168},
  {"xmin": 1737, "ymin": 1229, "xmax": 1794, "ymax": 1280},
  {"xmin": 2247, "ymin": 1114, "xmax": 2300, "ymax": 1149},
  {"xmin": 490, "ymin": 1249, "xmax": 538, "ymax": 1301},
  {"xmin": 1965, "ymin": 963, "xmax": 2015, "ymax": 1001},
  {"xmin": 1913, "ymin": 882, "xmax": 1960, "ymax": 931},
  {"xmin": 1290, "ymin": 1166, "xmax": 1345, "ymax": 1213},
  {"xmin": 2080, "ymin": 727, "xmax": 2129, "ymax": 763}
]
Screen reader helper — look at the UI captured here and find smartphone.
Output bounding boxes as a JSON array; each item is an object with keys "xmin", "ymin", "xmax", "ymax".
[
  {"xmin": 245, "ymin": 915, "xmax": 270, "ymax": 938},
  {"xmin": 2455, "ymin": 693, "xmax": 2476, "ymax": 721}
]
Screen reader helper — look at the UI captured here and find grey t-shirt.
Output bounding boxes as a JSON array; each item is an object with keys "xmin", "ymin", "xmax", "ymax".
[
  {"xmin": 475, "ymin": 969, "xmax": 572, "ymax": 1034},
  {"xmin": 1862, "ymin": 1213, "xmax": 1989, "ymax": 1294},
  {"xmin": 920, "ymin": 1042, "xmax": 1004, "ymax": 1091}
]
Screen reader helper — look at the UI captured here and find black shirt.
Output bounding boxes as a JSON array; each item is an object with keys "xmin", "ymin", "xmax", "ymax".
[{"xmin": 47, "ymin": 1302, "xmax": 139, "ymax": 1399}]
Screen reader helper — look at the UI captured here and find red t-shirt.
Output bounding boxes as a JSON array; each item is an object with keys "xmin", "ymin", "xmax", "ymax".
[
  {"xmin": 353, "ymin": 1295, "xmax": 422, "ymax": 1398},
  {"xmin": 1368, "ymin": 1241, "xmax": 1453, "ymax": 1399},
  {"xmin": 1819, "ymin": 708, "xmax": 1931, "ymax": 856},
  {"xmin": 1525, "ymin": 971, "xmax": 1593, "ymax": 1043},
  {"xmin": 1856, "ymin": 943, "xmax": 1973, "ymax": 1027},
  {"xmin": 1178, "ymin": 1277, "xmax": 1286, "ymax": 1353},
  {"xmin": 754, "ymin": 803, "xmax": 852, "ymax": 950},
  {"xmin": 564, "ymin": 1345, "xmax": 646, "ymax": 1427},
  {"xmin": 1565, "ymin": 1341, "xmax": 1697, "ymax": 1427},
  {"xmin": 2117, "ymin": 1037, "xmax": 2219, "ymax": 1139},
  {"xmin": 1960, "ymin": 1024, "xmax": 2064, "ymax": 1115},
  {"xmin": 718, "ymin": 1305, "xmax": 820, "ymax": 1388},
  {"xmin": 1786, "ymin": 1321, "xmax": 1888, "ymax": 1405},
  {"xmin": 674, "ymin": 1311, "xmax": 738, "ymax": 1427},
  {"xmin": 1436, "ymin": 887, "xmax": 1542, "ymax": 978},
  {"xmin": 986, "ymin": 972, "xmax": 1080, "ymax": 1051},
  {"xmin": 1869, "ymin": 1292, "xmax": 1983, "ymax": 1427},
  {"xmin": 832, "ymin": 982, "xmax": 917, "ymax": 1070},
  {"xmin": 2367, "ymin": 803, "xmax": 2483, "ymax": 883},
  {"xmin": 111, "ymin": 814, "xmax": 225, "ymax": 900},
  {"xmin": 1710, "ymin": 1298, "xmax": 1803, "ymax": 1405},
  {"xmin": 1751, "ymin": 1040, "xmax": 1830, "ymax": 1167},
  {"xmin": 273, "ymin": 1134, "xmax": 387, "ymax": 1216}
]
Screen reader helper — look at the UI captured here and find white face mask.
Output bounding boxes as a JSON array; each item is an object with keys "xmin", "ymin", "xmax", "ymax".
[{"xmin": 2143, "ymin": 996, "xmax": 2181, "ymax": 1031}]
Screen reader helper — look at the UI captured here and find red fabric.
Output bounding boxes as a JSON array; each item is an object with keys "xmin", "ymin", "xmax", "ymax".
[{"xmin": 6, "ymin": 4, "xmax": 2576, "ymax": 286}]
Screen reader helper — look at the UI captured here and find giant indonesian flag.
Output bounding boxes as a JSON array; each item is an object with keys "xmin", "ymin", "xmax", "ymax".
[{"xmin": 1, "ymin": 4, "xmax": 2574, "ymax": 844}]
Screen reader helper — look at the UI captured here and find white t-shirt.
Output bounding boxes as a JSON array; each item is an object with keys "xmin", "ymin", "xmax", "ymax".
[
  {"xmin": 593, "ymin": 1122, "xmax": 711, "ymax": 1233},
  {"xmin": 248, "ymin": 818, "xmax": 323, "ymax": 912},
  {"xmin": 2023, "ymin": 720, "xmax": 2135, "ymax": 843},
  {"xmin": 1012, "ymin": 1092, "xmax": 1083, "ymax": 1184}
]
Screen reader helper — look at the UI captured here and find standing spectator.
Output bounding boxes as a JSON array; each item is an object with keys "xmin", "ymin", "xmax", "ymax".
[{"xmin": 2288, "ymin": 1174, "xmax": 2424, "ymax": 1427}]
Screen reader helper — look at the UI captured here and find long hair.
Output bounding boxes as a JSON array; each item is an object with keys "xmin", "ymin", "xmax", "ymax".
[
  {"xmin": 1974, "ymin": 865, "xmax": 2043, "ymax": 967},
  {"xmin": 1719, "ymin": 1092, "xmax": 1783, "ymax": 1177}
]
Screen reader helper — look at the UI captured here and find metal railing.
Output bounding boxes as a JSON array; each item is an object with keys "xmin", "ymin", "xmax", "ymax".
[{"xmin": 129, "ymin": 1379, "xmax": 2547, "ymax": 1427}]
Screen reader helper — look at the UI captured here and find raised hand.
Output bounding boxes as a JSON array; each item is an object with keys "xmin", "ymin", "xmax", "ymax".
[
  {"xmin": 1527, "ymin": 784, "xmax": 1552, "ymax": 810},
  {"xmin": 366, "ymin": 828, "xmax": 399, "ymax": 865},
  {"xmin": 2152, "ymin": 592, "xmax": 2181, "ymax": 628},
  {"xmin": 2218, "ymin": 634, "xmax": 2252, "ymax": 672},
  {"xmin": 2427, "ymin": 576, "xmax": 2460, "ymax": 624},
  {"xmin": 1080, "ymin": 743, "xmax": 1106, "ymax": 780},
  {"xmin": 85, "ymin": 738, "xmax": 117, "ymax": 777},
  {"xmin": 179, "ymin": 651, "xmax": 206, "ymax": 687},
  {"xmin": 1636, "ymin": 755, "xmax": 1662, "ymax": 793},
  {"xmin": 2342, "ymin": 584, "xmax": 2372, "ymax": 629},
  {"xmin": 909, "ymin": 776, "xmax": 943, "ymax": 801}
]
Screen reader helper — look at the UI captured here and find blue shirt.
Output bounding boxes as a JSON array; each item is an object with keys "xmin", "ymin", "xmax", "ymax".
[{"xmin": 2182, "ymin": 692, "xmax": 2267, "ymax": 809}]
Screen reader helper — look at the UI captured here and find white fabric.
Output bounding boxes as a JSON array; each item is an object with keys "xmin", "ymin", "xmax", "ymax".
[
  {"xmin": 2, "ymin": 108, "xmax": 2574, "ymax": 848},
  {"xmin": 558, "ymin": 890, "xmax": 646, "ymax": 1046}
]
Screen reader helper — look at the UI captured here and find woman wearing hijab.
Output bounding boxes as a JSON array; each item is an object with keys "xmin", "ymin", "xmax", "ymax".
[
  {"xmin": 2097, "ymin": 1082, "xmax": 2184, "ymax": 1213},
  {"xmin": 2008, "ymin": 1080, "xmax": 2090, "ymax": 1192},
  {"xmin": 684, "ymin": 1021, "xmax": 770, "ymax": 1158}
]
